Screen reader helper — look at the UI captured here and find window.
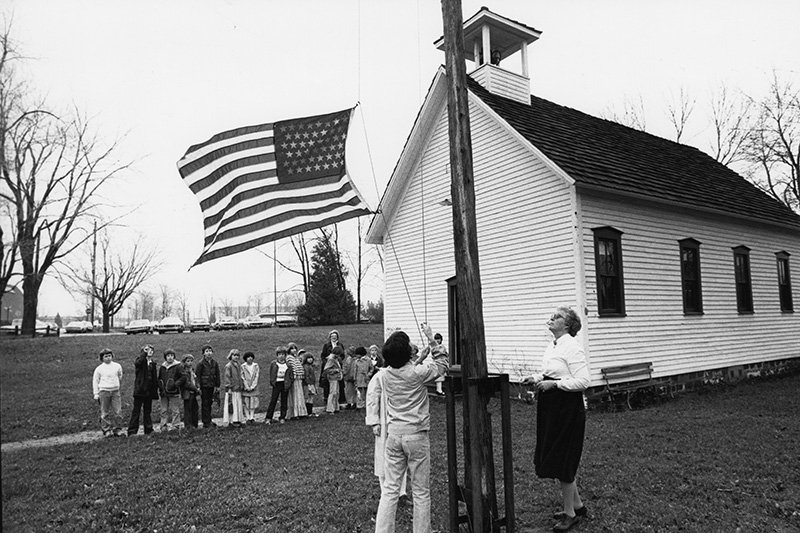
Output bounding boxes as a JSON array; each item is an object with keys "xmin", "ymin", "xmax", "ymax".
[
  {"xmin": 733, "ymin": 246, "xmax": 753, "ymax": 313},
  {"xmin": 593, "ymin": 227, "xmax": 626, "ymax": 316},
  {"xmin": 446, "ymin": 276, "xmax": 461, "ymax": 366},
  {"xmin": 776, "ymin": 251, "xmax": 794, "ymax": 312},
  {"xmin": 679, "ymin": 238, "xmax": 703, "ymax": 314}
]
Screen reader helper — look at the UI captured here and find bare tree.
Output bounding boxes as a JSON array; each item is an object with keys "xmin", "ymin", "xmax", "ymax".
[
  {"xmin": 665, "ymin": 87, "xmax": 696, "ymax": 144},
  {"xmin": 708, "ymin": 85, "xmax": 753, "ymax": 166},
  {"xmin": 220, "ymin": 297, "xmax": 233, "ymax": 317},
  {"xmin": 139, "ymin": 290, "xmax": 155, "ymax": 321},
  {"xmin": 60, "ymin": 232, "xmax": 160, "ymax": 332},
  {"xmin": 601, "ymin": 95, "xmax": 648, "ymax": 132},
  {"xmin": 251, "ymin": 292, "xmax": 263, "ymax": 314},
  {"xmin": 743, "ymin": 72, "xmax": 800, "ymax": 212},
  {"xmin": 159, "ymin": 284, "xmax": 173, "ymax": 318},
  {"xmin": 343, "ymin": 216, "xmax": 382, "ymax": 322},
  {"xmin": 176, "ymin": 290, "xmax": 190, "ymax": 324},
  {"xmin": 1, "ymin": 27, "xmax": 130, "ymax": 334}
]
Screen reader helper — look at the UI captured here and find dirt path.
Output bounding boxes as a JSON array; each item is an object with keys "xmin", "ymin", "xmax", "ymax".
[{"xmin": 1, "ymin": 408, "xmax": 329, "ymax": 453}]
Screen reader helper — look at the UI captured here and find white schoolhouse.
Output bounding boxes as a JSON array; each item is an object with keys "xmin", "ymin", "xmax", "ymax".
[{"xmin": 365, "ymin": 8, "xmax": 800, "ymax": 386}]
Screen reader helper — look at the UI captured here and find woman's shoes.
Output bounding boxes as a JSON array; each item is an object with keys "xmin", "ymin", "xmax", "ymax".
[
  {"xmin": 552, "ymin": 513, "xmax": 581, "ymax": 531},
  {"xmin": 553, "ymin": 506, "xmax": 587, "ymax": 520}
]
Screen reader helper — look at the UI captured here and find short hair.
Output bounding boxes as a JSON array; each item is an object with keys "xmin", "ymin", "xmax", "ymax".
[
  {"xmin": 434, "ymin": 333, "xmax": 443, "ymax": 342},
  {"xmin": 227, "ymin": 349, "xmax": 240, "ymax": 360},
  {"xmin": 181, "ymin": 354, "xmax": 195, "ymax": 364},
  {"xmin": 99, "ymin": 348, "xmax": 113, "ymax": 361},
  {"xmin": 287, "ymin": 342, "xmax": 298, "ymax": 354},
  {"xmin": 355, "ymin": 346, "xmax": 367, "ymax": 356},
  {"xmin": 331, "ymin": 345, "xmax": 345, "ymax": 357},
  {"xmin": 163, "ymin": 349, "xmax": 176, "ymax": 360},
  {"xmin": 558, "ymin": 306, "xmax": 582, "ymax": 337},
  {"xmin": 140, "ymin": 345, "xmax": 154, "ymax": 356},
  {"xmin": 276, "ymin": 346, "xmax": 288, "ymax": 356},
  {"xmin": 243, "ymin": 351, "xmax": 255, "ymax": 361},
  {"xmin": 201, "ymin": 344, "xmax": 213, "ymax": 354},
  {"xmin": 328, "ymin": 329, "xmax": 339, "ymax": 340},
  {"xmin": 382, "ymin": 331, "xmax": 412, "ymax": 369}
]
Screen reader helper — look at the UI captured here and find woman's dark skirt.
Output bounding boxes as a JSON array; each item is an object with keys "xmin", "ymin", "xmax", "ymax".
[{"xmin": 534, "ymin": 382, "xmax": 585, "ymax": 483}]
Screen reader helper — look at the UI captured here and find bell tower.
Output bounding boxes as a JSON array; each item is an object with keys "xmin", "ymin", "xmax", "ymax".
[{"xmin": 434, "ymin": 6, "xmax": 541, "ymax": 104}]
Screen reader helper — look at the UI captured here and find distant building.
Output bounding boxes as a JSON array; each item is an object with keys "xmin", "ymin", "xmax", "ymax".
[
  {"xmin": 366, "ymin": 7, "xmax": 799, "ymax": 385},
  {"xmin": 0, "ymin": 287, "xmax": 23, "ymax": 324}
]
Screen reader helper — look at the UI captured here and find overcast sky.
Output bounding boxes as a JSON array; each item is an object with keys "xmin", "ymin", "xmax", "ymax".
[{"xmin": 5, "ymin": 0, "xmax": 799, "ymax": 319}]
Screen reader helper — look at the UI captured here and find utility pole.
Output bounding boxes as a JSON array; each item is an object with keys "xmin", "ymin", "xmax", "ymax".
[
  {"xmin": 90, "ymin": 220, "xmax": 97, "ymax": 326},
  {"xmin": 440, "ymin": 0, "xmax": 498, "ymax": 530}
]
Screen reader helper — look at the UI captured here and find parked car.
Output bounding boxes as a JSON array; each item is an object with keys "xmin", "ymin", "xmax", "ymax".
[
  {"xmin": 189, "ymin": 318, "xmax": 211, "ymax": 332},
  {"xmin": 124, "ymin": 319, "xmax": 153, "ymax": 335},
  {"xmin": 154, "ymin": 316, "xmax": 185, "ymax": 334},
  {"xmin": 1, "ymin": 318, "xmax": 58, "ymax": 335},
  {"xmin": 214, "ymin": 316, "xmax": 238, "ymax": 330},
  {"xmin": 256, "ymin": 313, "xmax": 276, "ymax": 327},
  {"xmin": 274, "ymin": 315, "xmax": 298, "ymax": 327},
  {"xmin": 65, "ymin": 320, "xmax": 93, "ymax": 333},
  {"xmin": 244, "ymin": 315, "xmax": 272, "ymax": 329}
]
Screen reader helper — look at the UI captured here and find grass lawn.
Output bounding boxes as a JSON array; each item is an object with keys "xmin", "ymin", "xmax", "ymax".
[
  {"xmin": 0, "ymin": 324, "xmax": 384, "ymax": 443},
  {"xmin": 2, "ymin": 330, "xmax": 799, "ymax": 531}
]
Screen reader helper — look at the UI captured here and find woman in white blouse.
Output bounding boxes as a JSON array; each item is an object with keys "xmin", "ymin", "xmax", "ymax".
[{"xmin": 523, "ymin": 306, "xmax": 590, "ymax": 532}]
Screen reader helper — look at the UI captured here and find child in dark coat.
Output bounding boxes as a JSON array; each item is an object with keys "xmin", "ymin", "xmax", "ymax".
[{"xmin": 127, "ymin": 344, "xmax": 159, "ymax": 435}]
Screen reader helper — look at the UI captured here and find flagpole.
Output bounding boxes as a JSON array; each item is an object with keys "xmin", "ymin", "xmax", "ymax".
[{"xmin": 273, "ymin": 240, "xmax": 278, "ymax": 322}]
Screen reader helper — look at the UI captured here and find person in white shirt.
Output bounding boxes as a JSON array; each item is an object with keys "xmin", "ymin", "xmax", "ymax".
[
  {"xmin": 367, "ymin": 323, "xmax": 449, "ymax": 533},
  {"xmin": 92, "ymin": 348, "xmax": 124, "ymax": 437},
  {"xmin": 523, "ymin": 307, "xmax": 590, "ymax": 532}
]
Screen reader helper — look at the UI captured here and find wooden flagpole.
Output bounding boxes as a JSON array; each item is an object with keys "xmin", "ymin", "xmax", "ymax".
[{"xmin": 440, "ymin": 0, "xmax": 498, "ymax": 530}]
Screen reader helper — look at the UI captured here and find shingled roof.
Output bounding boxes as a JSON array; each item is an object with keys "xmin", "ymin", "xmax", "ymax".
[{"xmin": 468, "ymin": 77, "xmax": 800, "ymax": 230}]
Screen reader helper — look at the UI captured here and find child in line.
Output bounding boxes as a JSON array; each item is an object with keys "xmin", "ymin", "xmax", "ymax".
[
  {"xmin": 241, "ymin": 351, "xmax": 260, "ymax": 424},
  {"xmin": 223, "ymin": 349, "xmax": 245, "ymax": 427},
  {"xmin": 176, "ymin": 354, "xmax": 200, "ymax": 429},
  {"xmin": 265, "ymin": 346, "xmax": 290, "ymax": 424},
  {"xmin": 127, "ymin": 344, "xmax": 159, "ymax": 436},
  {"xmin": 354, "ymin": 346, "xmax": 372, "ymax": 409},
  {"xmin": 92, "ymin": 348, "xmax": 124, "ymax": 437},
  {"xmin": 324, "ymin": 345, "xmax": 344, "ymax": 414},
  {"xmin": 158, "ymin": 349, "xmax": 182, "ymax": 431},
  {"xmin": 342, "ymin": 346, "xmax": 357, "ymax": 409},
  {"xmin": 301, "ymin": 350, "xmax": 317, "ymax": 416}
]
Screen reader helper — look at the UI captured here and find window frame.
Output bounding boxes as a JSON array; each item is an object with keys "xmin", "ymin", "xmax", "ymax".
[
  {"xmin": 678, "ymin": 238, "xmax": 704, "ymax": 315},
  {"xmin": 592, "ymin": 226, "xmax": 626, "ymax": 317},
  {"xmin": 776, "ymin": 251, "xmax": 794, "ymax": 312},
  {"xmin": 732, "ymin": 245, "xmax": 754, "ymax": 314}
]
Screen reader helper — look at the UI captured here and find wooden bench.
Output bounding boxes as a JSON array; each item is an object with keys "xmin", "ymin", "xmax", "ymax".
[{"xmin": 601, "ymin": 362, "xmax": 670, "ymax": 409}]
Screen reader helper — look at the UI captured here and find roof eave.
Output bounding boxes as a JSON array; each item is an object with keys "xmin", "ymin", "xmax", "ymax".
[{"xmin": 365, "ymin": 67, "xmax": 449, "ymax": 245}]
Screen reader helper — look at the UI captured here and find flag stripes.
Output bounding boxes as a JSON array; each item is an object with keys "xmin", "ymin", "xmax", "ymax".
[
  {"xmin": 177, "ymin": 107, "xmax": 370, "ymax": 267},
  {"xmin": 196, "ymin": 206, "xmax": 371, "ymax": 265}
]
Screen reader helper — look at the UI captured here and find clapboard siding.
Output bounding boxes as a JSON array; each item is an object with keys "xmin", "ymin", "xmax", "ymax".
[
  {"xmin": 384, "ymin": 99, "xmax": 577, "ymax": 376},
  {"xmin": 580, "ymin": 190, "xmax": 800, "ymax": 382}
]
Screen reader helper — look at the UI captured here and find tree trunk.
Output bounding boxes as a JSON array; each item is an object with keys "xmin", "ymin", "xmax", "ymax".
[
  {"xmin": 21, "ymin": 271, "xmax": 42, "ymax": 337},
  {"xmin": 103, "ymin": 303, "xmax": 111, "ymax": 333}
]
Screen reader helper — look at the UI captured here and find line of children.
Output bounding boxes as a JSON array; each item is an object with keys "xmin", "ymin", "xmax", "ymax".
[{"xmin": 94, "ymin": 338, "xmax": 428, "ymax": 435}]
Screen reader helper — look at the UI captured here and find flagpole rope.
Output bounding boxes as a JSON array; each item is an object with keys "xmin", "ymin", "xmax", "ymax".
[{"xmin": 383, "ymin": 221, "xmax": 424, "ymax": 345}]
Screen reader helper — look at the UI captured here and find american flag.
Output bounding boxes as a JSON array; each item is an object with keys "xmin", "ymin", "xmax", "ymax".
[{"xmin": 177, "ymin": 107, "xmax": 371, "ymax": 267}]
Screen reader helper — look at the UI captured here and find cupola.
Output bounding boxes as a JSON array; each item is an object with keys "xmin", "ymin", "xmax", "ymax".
[{"xmin": 434, "ymin": 6, "xmax": 541, "ymax": 104}]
